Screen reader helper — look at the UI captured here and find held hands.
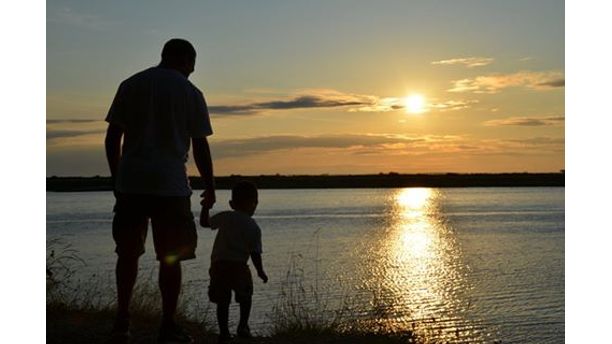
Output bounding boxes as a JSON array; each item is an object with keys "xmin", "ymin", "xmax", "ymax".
[
  {"xmin": 257, "ymin": 270, "xmax": 268, "ymax": 283},
  {"xmin": 200, "ymin": 189, "xmax": 216, "ymax": 210}
]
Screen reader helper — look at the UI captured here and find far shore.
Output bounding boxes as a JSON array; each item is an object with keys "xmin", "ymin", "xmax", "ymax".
[{"xmin": 47, "ymin": 172, "xmax": 564, "ymax": 192}]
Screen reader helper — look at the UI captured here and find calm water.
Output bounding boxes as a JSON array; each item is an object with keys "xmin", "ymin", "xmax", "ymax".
[{"xmin": 46, "ymin": 187, "xmax": 564, "ymax": 343}]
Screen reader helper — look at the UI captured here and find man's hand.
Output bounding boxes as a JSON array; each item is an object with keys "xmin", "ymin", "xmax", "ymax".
[
  {"xmin": 199, "ymin": 207, "xmax": 210, "ymax": 227},
  {"xmin": 192, "ymin": 137, "xmax": 216, "ymax": 209},
  {"xmin": 257, "ymin": 270, "xmax": 268, "ymax": 284},
  {"xmin": 199, "ymin": 189, "xmax": 216, "ymax": 210}
]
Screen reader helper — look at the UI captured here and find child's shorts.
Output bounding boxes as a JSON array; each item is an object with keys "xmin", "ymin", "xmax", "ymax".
[{"xmin": 208, "ymin": 260, "xmax": 253, "ymax": 304}]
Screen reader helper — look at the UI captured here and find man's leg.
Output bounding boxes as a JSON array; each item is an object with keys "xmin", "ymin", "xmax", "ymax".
[
  {"xmin": 112, "ymin": 193, "xmax": 147, "ymax": 329},
  {"xmin": 216, "ymin": 302, "xmax": 231, "ymax": 338},
  {"xmin": 159, "ymin": 260, "xmax": 182, "ymax": 325},
  {"xmin": 116, "ymin": 256, "xmax": 139, "ymax": 318},
  {"xmin": 113, "ymin": 255, "xmax": 139, "ymax": 338},
  {"xmin": 158, "ymin": 260, "xmax": 194, "ymax": 343}
]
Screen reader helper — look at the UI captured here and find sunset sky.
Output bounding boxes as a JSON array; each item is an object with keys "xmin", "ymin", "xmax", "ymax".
[{"xmin": 47, "ymin": 0, "xmax": 564, "ymax": 176}]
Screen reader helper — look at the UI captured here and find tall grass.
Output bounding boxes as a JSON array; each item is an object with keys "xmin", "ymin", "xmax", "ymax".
[
  {"xmin": 46, "ymin": 238, "xmax": 212, "ymax": 330},
  {"xmin": 47, "ymin": 237, "xmax": 422, "ymax": 342},
  {"xmin": 266, "ymin": 250, "xmax": 422, "ymax": 343},
  {"xmin": 268, "ymin": 252, "xmax": 348, "ymax": 336}
]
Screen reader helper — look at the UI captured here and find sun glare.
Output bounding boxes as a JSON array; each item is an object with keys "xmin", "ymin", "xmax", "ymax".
[{"xmin": 404, "ymin": 94, "xmax": 427, "ymax": 114}]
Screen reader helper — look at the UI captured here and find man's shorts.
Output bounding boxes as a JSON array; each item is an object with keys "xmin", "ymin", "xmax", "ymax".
[
  {"xmin": 112, "ymin": 193, "xmax": 197, "ymax": 263},
  {"xmin": 208, "ymin": 260, "xmax": 253, "ymax": 304}
]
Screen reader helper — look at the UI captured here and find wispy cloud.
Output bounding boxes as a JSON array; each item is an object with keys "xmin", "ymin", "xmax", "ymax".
[
  {"xmin": 209, "ymin": 133, "xmax": 564, "ymax": 160},
  {"xmin": 536, "ymin": 79, "xmax": 565, "ymax": 88},
  {"xmin": 47, "ymin": 119, "xmax": 106, "ymax": 145},
  {"xmin": 46, "ymin": 133, "xmax": 564, "ymax": 176},
  {"xmin": 432, "ymin": 57, "xmax": 494, "ymax": 68},
  {"xmin": 211, "ymin": 89, "xmax": 478, "ymax": 116},
  {"xmin": 210, "ymin": 134, "xmax": 424, "ymax": 158},
  {"xmin": 47, "ymin": 129, "xmax": 105, "ymax": 140},
  {"xmin": 347, "ymin": 97, "xmax": 404, "ymax": 113},
  {"xmin": 46, "ymin": 119, "xmax": 101, "ymax": 124},
  {"xmin": 47, "ymin": 6, "xmax": 114, "ymax": 31},
  {"xmin": 208, "ymin": 133, "xmax": 565, "ymax": 160},
  {"xmin": 448, "ymin": 71, "xmax": 565, "ymax": 93},
  {"xmin": 483, "ymin": 116, "xmax": 565, "ymax": 127},
  {"xmin": 428, "ymin": 99, "xmax": 480, "ymax": 111},
  {"xmin": 209, "ymin": 89, "xmax": 377, "ymax": 115}
]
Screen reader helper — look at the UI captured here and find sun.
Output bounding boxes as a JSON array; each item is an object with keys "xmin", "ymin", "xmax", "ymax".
[{"xmin": 404, "ymin": 94, "xmax": 427, "ymax": 114}]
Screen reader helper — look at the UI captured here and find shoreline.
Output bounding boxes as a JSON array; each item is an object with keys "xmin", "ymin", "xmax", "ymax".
[
  {"xmin": 47, "ymin": 172, "xmax": 564, "ymax": 192},
  {"xmin": 47, "ymin": 306, "xmax": 417, "ymax": 344}
]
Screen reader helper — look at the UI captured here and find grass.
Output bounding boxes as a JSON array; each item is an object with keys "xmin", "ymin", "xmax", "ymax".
[{"xmin": 47, "ymin": 238, "xmax": 423, "ymax": 343}]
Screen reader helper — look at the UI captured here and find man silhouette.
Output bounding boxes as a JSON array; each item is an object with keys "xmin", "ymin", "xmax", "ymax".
[{"xmin": 105, "ymin": 38, "xmax": 215, "ymax": 343}]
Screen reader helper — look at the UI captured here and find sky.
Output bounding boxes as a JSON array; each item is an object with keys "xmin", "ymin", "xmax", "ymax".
[{"xmin": 46, "ymin": 0, "xmax": 565, "ymax": 176}]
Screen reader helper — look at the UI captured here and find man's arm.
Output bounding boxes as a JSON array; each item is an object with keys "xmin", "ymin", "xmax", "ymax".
[
  {"xmin": 105, "ymin": 123, "xmax": 124, "ymax": 190},
  {"xmin": 192, "ymin": 137, "xmax": 216, "ymax": 210},
  {"xmin": 250, "ymin": 253, "xmax": 268, "ymax": 283}
]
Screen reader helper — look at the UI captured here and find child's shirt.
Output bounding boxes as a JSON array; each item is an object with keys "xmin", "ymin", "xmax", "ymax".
[{"xmin": 209, "ymin": 210, "xmax": 262, "ymax": 264}]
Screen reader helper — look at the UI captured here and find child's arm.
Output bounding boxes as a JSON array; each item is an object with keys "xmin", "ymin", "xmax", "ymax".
[
  {"xmin": 250, "ymin": 253, "xmax": 268, "ymax": 283},
  {"xmin": 203, "ymin": 212, "xmax": 223, "ymax": 230}
]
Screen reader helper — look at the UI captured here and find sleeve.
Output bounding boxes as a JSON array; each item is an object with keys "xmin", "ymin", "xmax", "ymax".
[
  {"xmin": 209, "ymin": 212, "xmax": 224, "ymax": 230},
  {"xmin": 188, "ymin": 87, "xmax": 213, "ymax": 138},
  {"xmin": 249, "ymin": 222, "xmax": 263, "ymax": 254},
  {"xmin": 105, "ymin": 82, "xmax": 128, "ymax": 128}
]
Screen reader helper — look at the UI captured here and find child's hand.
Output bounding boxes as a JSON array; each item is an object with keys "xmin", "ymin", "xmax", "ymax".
[{"xmin": 258, "ymin": 270, "xmax": 268, "ymax": 283}]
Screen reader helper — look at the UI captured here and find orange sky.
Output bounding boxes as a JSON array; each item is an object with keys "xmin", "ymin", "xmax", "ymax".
[{"xmin": 47, "ymin": 1, "xmax": 564, "ymax": 176}]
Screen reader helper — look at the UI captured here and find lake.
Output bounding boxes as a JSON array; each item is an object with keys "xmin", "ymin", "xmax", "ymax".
[{"xmin": 46, "ymin": 187, "xmax": 564, "ymax": 343}]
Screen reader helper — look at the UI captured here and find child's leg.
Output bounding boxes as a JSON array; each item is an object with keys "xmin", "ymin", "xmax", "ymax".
[
  {"xmin": 216, "ymin": 302, "xmax": 231, "ymax": 337},
  {"xmin": 236, "ymin": 265, "xmax": 254, "ymax": 333},
  {"xmin": 238, "ymin": 298, "xmax": 252, "ymax": 330}
]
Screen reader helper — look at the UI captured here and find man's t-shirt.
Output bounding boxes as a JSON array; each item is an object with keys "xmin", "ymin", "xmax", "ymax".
[
  {"xmin": 209, "ymin": 211, "xmax": 263, "ymax": 264},
  {"xmin": 105, "ymin": 67, "xmax": 213, "ymax": 196}
]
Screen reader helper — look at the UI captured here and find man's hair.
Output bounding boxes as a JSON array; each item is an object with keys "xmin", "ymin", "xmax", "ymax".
[
  {"xmin": 232, "ymin": 181, "xmax": 258, "ymax": 203},
  {"xmin": 161, "ymin": 38, "xmax": 196, "ymax": 63}
]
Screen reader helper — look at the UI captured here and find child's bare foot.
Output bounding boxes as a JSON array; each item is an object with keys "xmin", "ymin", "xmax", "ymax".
[{"xmin": 237, "ymin": 324, "xmax": 252, "ymax": 338}]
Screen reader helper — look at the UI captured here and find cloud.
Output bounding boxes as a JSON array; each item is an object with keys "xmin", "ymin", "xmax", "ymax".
[
  {"xmin": 46, "ymin": 133, "xmax": 564, "ymax": 176},
  {"xmin": 208, "ymin": 133, "xmax": 566, "ymax": 161},
  {"xmin": 483, "ymin": 116, "xmax": 565, "ymax": 127},
  {"xmin": 209, "ymin": 89, "xmax": 377, "ymax": 115},
  {"xmin": 211, "ymin": 134, "xmax": 433, "ymax": 158},
  {"xmin": 506, "ymin": 137, "xmax": 565, "ymax": 146},
  {"xmin": 448, "ymin": 71, "xmax": 565, "ymax": 93},
  {"xmin": 209, "ymin": 89, "xmax": 478, "ymax": 116},
  {"xmin": 475, "ymin": 136, "xmax": 564, "ymax": 155},
  {"xmin": 428, "ymin": 99, "xmax": 479, "ymax": 111},
  {"xmin": 537, "ymin": 79, "xmax": 565, "ymax": 88},
  {"xmin": 47, "ymin": 120, "xmax": 107, "ymax": 145},
  {"xmin": 46, "ymin": 119, "xmax": 101, "ymax": 124},
  {"xmin": 47, "ymin": 6, "xmax": 114, "ymax": 31},
  {"xmin": 347, "ymin": 97, "xmax": 404, "ymax": 113},
  {"xmin": 431, "ymin": 57, "xmax": 494, "ymax": 68},
  {"xmin": 47, "ymin": 129, "xmax": 105, "ymax": 140}
]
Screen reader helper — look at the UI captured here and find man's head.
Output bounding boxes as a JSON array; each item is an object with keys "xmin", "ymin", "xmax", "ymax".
[
  {"xmin": 160, "ymin": 38, "xmax": 196, "ymax": 77},
  {"xmin": 229, "ymin": 181, "xmax": 259, "ymax": 216}
]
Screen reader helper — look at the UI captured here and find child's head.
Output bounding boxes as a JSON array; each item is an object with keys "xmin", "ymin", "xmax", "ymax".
[{"xmin": 229, "ymin": 181, "xmax": 258, "ymax": 216}]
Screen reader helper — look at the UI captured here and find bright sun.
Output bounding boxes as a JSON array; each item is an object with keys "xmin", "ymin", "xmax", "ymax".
[{"xmin": 404, "ymin": 94, "xmax": 427, "ymax": 114}]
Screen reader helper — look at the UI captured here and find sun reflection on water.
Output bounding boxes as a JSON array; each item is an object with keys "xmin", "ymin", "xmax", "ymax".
[{"xmin": 356, "ymin": 188, "xmax": 483, "ymax": 342}]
